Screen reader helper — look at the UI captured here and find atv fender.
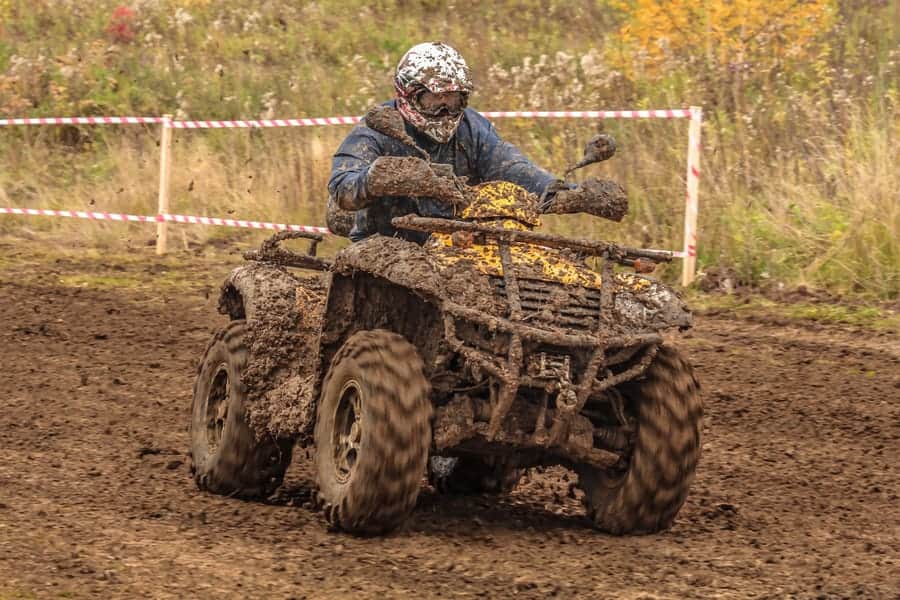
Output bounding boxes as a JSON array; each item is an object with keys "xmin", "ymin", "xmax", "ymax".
[
  {"xmin": 332, "ymin": 234, "xmax": 500, "ymax": 316},
  {"xmin": 320, "ymin": 236, "xmax": 471, "ymax": 382},
  {"xmin": 217, "ymin": 263, "xmax": 327, "ymax": 442},
  {"xmin": 332, "ymin": 235, "xmax": 445, "ymax": 302},
  {"xmin": 219, "ymin": 262, "xmax": 297, "ymax": 321}
]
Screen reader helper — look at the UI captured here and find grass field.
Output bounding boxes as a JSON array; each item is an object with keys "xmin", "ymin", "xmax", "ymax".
[{"xmin": 1, "ymin": 0, "xmax": 897, "ymax": 298}]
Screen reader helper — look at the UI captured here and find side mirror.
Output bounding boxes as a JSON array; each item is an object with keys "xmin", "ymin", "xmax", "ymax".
[
  {"xmin": 363, "ymin": 105, "xmax": 429, "ymax": 160},
  {"xmin": 563, "ymin": 133, "xmax": 617, "ymax": 178}
]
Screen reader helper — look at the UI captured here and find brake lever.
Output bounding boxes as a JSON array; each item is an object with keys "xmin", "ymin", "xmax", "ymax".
[
  {"xmin": 427, "ymin": 163, "xmax": 469, "ymax": 212},
  {"xmin": 538, "ymin": 181, "xmax": 574, "ymax": 213}
]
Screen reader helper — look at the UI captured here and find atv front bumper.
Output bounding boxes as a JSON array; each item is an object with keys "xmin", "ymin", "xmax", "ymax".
[{"xmin": 438, "ymin": 300, "xmax": 661, "ymax": 467}]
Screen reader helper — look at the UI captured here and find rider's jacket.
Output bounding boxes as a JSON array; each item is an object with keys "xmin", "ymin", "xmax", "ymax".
[{"xmin": 328, "ymin": 100, "xmax": 557, "ymax": 242}]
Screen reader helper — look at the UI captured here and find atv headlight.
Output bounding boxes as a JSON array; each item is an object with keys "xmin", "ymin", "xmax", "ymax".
[
  {"xmin": 613, "ymin": 280, "xmax": 692, "ymax": 330},
  {"xmin": 614, "ymin": 292, "xmax": 654, "ymax": 324}
]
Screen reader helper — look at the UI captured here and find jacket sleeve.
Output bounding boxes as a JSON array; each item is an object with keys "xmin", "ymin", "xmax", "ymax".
[
  {"xmin": 470, "ymin": 111, "xmax": 558, "ymax": 196},
  {"xmin": 328, "ymin": 127, "xmax": 383, "ymax": 210}
]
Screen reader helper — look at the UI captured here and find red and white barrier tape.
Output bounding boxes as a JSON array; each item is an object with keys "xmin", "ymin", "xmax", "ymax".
[
  {"xmin": 167, "ymin": 109, "xmax": 692, "ymax": 128},
  {"xmin": 1, "ymin": 107, "xmax": 699, "ymax": 265},
  {"xmin": 169, "ymin": 116, "xmax": 361, "ymax": 129},
  {"xmin": 162, "ymin": 213, "xmax": 329, "ymax": 234},
  {"xmin": 0, "ymin": 206, "xmax": 685, "ymax": 256},
  {"xmin": 1, "ymin": 207, "xmax": 157, "ymax": 223},
  {"xmin": 0, "ymin": 207, "xmax": 329, "ymax": 234},
  {"xmin": 0, "ymin": 117, "xmax": 163, "ymax": 126},
  {"xmin": 483, "ymin": 109, "xmax": 692, "ymax": 120},
  {"xmin": 0, "ymin": 109, "xmax": 692, "ymax": 129}
]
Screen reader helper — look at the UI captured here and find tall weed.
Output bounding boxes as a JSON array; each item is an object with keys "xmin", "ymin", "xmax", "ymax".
[{"xmin": 0, "ymin": 0, "xmax": 897, "ymax": 298}]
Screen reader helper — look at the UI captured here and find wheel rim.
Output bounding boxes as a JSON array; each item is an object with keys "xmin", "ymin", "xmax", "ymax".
[
  {"xmin": 206, "ymin": 365, "xmax": 230, "ymax": 453},
  {"xmin": 333, "ymin": 379, "xmax": 363, "ymax": 484}
]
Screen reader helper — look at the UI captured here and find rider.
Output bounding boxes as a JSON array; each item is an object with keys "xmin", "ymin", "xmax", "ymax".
[{"xmin": 327, "ymin": 42, "xmax": 611, "ymax": 242}]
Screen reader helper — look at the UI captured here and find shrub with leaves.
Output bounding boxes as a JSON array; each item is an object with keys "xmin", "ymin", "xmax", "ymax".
[{"xmin": 106, "ymin": 6, "xmax": 137, "ymax": 44}]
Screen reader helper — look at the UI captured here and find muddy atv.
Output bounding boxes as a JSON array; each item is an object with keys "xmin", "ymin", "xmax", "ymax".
[{"xmin": 189, "ymin": 107, "xmax": 702, "ymax": 535}]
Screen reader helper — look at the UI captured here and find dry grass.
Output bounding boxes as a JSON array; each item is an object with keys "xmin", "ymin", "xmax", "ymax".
[{"xmin": 1, "ymin": 0, "xmax": 897, "ymax": 298}]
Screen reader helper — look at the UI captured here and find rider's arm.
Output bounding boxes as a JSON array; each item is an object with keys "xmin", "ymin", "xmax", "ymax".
[
  {"xmin": 328, "ymin": 127, "xmax": 383, "ymax": 211},
  {"xmin": 468, "ymin": 110, "xmax": 558, "ymax": 196}
]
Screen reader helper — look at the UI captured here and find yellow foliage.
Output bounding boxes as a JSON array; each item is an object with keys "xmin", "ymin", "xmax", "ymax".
[{"xmin": 611, "ymin": 0, "xmax": 836, "ymax": 73}]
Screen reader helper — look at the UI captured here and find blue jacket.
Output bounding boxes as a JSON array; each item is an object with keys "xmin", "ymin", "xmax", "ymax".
[{"xmin": 328, "ymin": 101, "xmax": 557, "ymax": 242}]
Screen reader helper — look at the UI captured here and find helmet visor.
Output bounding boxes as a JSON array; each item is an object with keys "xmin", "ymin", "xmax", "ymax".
[{"xmin": 413, "ymin": 90, "xmax": 467, "ymax": 118}]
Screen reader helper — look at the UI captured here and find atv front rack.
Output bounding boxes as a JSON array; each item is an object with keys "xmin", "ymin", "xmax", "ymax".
[
  {"xmin": 442, "ymin": 302, "xmax": 662, "ymax": 450},
  {"xmin": 391, "ymin": 215, "xmax": 674, "ymax": 264},
  {"xmin": 394, "ymin": 215, "xmax": 665, "ymax": 455}
]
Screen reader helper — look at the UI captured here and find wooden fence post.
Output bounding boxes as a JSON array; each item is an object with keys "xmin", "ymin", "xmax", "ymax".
[
  {"xmin": 156, "ymin": 114, "xmax": 173, "ymax": 255},
  {"xmin": 682, "ymin": 106, "xmax": 703, "ymax": 286}
]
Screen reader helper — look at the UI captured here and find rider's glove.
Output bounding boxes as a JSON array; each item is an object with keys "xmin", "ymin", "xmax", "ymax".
[
  {"xmin": 326, "ymin": 195, "xmax": 355, "ymax": 237},
  {"xmin": 362, "ymin": 156, "xmax": 465, "ymax": 208},
  {"xmin": 544, "ymin": 177, "xmax": 628, "ymax": 222}
]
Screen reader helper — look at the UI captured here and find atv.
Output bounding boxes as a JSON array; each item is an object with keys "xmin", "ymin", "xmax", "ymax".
[{"xmin": 189, "ymin": 106, "xmax": 702, "ymax": 535}]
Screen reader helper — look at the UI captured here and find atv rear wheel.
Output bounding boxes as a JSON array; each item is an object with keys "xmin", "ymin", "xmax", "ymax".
[
  {"xmin": 577, "ymin": 345, "xmax": 702, "ymax": 534},
  {"xmin": 190, "ymin": 321, "xmax": 293, "ymax": 498},
  {"xmin": 314, "ymin": 330, "xmax": 432, "ymax": 534},
  {"xmin": 429, "ymin": 456, "xmax": 523, "ymax": 495}
]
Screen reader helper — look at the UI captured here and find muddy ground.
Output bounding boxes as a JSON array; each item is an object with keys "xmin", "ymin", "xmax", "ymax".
[{"xmin": 0, "ymin": 244, "xmax": 898, "ymax": 599}]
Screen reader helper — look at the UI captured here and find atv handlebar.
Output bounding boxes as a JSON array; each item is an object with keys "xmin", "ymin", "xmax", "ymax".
[{"xmin": 391, "ymin": 215, "xmax": 674, "ymax": 264}]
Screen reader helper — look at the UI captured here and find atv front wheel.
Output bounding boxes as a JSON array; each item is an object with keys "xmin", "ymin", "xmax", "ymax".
[
  {"xmin": 314, "ymin": 330, "xmax": 432, "ymax": 534},
  {"xmin": 577, "ymin": 345, "xmax": 702, "ymax": 534},
  {"xmin": 190, "ymin": 321, "xmax": 293, "ymax": 497}
]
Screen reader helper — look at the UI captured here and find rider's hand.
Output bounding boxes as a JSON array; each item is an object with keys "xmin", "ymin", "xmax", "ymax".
[
  {"xmin": 364, "ymin": 156, "xmax": 465, "ymax": 207},
  {"xmin": 548, "ymin": 177, "xmax": 628, "ymax": 222}
]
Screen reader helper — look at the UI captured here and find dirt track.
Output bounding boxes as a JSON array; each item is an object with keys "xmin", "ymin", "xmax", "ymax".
[{"xmin": 1, "ymin": 252, "xmax": 898, "ymax": 599}]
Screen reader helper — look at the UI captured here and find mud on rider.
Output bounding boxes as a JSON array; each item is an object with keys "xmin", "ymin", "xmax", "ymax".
[{"xmin": 327, "ymin": 42, "xmax": 616, "ymax": 243}]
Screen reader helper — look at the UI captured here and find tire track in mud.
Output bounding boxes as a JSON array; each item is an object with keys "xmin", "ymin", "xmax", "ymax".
[{"xmin": 0, "ymin": 277, "xmax": 897, "ymax": 599}]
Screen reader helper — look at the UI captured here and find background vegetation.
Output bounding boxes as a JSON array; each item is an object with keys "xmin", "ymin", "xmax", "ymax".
[{"xmin": 0, "ymin": 0, "xmax": 897, "ymax": 298}]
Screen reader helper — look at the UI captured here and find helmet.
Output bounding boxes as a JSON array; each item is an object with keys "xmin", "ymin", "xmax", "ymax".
[{"xmin": 394, "ymin": 42, "xmax": 474, "ymax": 143}]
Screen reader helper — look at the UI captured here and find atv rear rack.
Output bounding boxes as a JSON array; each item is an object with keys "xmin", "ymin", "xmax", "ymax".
[{"xmin": 243, "ymin": 230, "xmax": 332, "ymax": 271}]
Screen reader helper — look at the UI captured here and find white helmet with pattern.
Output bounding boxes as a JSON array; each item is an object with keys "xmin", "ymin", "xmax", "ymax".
[{"xmin": 394, "ymin": 42, "xmax": 474, "ymax": 143}]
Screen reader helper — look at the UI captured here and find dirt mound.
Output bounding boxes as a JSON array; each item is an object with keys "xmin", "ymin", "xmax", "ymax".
[{"xmin": 1, "ymin": 259, "xmax": 898, "ymax": 598}]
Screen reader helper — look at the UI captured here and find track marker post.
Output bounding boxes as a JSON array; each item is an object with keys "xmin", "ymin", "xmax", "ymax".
[
  {"xmin": 156, "ymin": 114, "xmax": 173, "ymax": 255},
  {"xmin": 682, "ymin": 106, "xmax": 703, "ymax": 286}
]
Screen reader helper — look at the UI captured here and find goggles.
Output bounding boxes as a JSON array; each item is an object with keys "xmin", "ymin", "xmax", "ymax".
[{"xmin": 414, "ymin": 90, "xmax": 468, "ymax": 117}]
